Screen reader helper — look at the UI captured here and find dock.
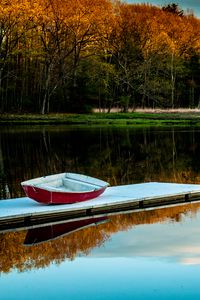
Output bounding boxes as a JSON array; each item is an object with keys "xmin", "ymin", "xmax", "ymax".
[{"xmin": 1, "ymin": 182, "xmax": 200, "ymax": 231}]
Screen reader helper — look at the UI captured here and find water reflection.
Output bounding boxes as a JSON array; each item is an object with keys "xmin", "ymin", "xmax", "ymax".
[
  {"xmin": 1, "ymin": 126, "xmax": 200, "ymax": 200},
  {"xmin": 1, "ymin": 201, "xmax": 200, "ymax": 274},
  {"xmin": 24, "ymin": 216, "xmax": 108, "ymax": 245}
]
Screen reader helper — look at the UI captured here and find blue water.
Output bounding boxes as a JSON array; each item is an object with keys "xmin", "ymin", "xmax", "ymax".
[
  {"xmin": 1, "ymin": 257, "xmax": 200, "ymax": 300},
  {"xmin": 2, "ymin": 209, "xmax": 200, "ymax": 299}
]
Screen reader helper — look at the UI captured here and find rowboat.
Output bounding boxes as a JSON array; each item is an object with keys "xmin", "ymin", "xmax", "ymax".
[{"xmin": 21, "ymin": 173, "xmax": 109, "ymax": 204}]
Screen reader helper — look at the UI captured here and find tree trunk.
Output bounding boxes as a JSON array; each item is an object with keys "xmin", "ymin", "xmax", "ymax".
[
  {"xmin": 41, "ymin": 64, "xmax": 51, "ymax": 114},
  {"xmin": 171, "ymin": 51, "xmax": 175, "ymax": 108}
]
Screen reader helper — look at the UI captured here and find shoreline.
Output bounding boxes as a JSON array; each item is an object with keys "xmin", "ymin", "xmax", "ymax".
[{"xmin": 1, "ymin": 111, "xmax": 200, "ymax": 126}]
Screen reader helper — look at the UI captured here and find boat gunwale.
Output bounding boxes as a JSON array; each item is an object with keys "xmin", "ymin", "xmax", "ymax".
[
  {"xmin": 21, "ymin": 172, "xmax": 109, "ymax": 194},
  {"xmin": 25, "ymin": 185, "xmax": 105, "ymax": 194}
]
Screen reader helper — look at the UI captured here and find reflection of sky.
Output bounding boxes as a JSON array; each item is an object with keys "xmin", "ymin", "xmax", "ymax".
[
  {"xmin": 90, "ymin": 212, "xmax": 200, "ymax": 265},
  {"xmin": 2, "ymin": 258, "xmax": 200, "ymax": 299},
  {"xmin": 126, "ymin": 0, "xmax": 200, "ymax": 17}
]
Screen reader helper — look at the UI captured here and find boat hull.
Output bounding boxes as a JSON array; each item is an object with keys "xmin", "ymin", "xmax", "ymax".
[{"xmin": 22, "ymin": 184, "xmax": 107, "ymax": 204}]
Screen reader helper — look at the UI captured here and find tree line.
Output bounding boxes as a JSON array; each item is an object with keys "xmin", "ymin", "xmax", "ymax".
[{"xmin": 0, "ymin": 0, "xmax": 200, "ymax": 114}]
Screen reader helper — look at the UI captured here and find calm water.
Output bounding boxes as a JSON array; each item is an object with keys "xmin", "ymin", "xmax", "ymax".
[
  {"xmin": 2, "ymin": 203, "xmax": 200, "ymax": 299},
  {"xmin": 1, "ymin": 125, "xmax": 200, "ymax": 299},
  {"xmin": 1, "ymin": 125, "xmax": 200, "ymax": 199}
]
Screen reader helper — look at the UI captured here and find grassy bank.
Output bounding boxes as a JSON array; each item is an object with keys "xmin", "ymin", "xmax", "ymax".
[{"xmin": 1, "ymin": 112, "xmax": 200, "ymax": 126}]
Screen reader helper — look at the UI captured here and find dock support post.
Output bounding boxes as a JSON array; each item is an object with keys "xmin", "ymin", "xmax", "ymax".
[
  {"xmin": 185, "ymin": 194, "xmax": 190, "ymax": 202},
  {"xmin": 139, "ymin": 200, "xmax": 144, "ymax": 208}
]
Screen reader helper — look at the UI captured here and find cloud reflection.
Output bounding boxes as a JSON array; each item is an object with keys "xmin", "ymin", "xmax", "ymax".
[
  {"xmin": 91, "ymin": 208, "xmax": 200, "ymax": 265},
  {"xmin": 181, "ymin": 257, "xmax": 200, "ymax": 265}
]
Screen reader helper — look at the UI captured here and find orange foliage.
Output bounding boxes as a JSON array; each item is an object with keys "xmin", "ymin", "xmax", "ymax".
[
  {"xmin": 2, "ymin": 1, "xmax": 199, "ymax": 60},
  {"xmin": 1, "ymin": 1, "xmax": 200, "ymax": 111},
  {"xmin": 113, "ymin": 3, "xmax": 200, "ymax": 58}
]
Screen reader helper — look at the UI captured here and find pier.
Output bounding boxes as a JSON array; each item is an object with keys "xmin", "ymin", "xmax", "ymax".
[{"xmin": 1, "ymin": 182, "xmax": 200, "ymax": 231}]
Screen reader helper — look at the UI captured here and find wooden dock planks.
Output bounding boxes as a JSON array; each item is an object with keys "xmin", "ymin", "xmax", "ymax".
[{"xmin": 1, "ymin": 182, "xmax": 200, "ymax": 230}]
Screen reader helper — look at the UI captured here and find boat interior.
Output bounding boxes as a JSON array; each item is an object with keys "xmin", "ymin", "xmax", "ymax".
[
  {"xmin": 37, "ymin": 177, "xmax": 100, "ymax": 192},
  {"xmin": 21, "ymin": 173, "xmax": 108, "ymax": 193}
]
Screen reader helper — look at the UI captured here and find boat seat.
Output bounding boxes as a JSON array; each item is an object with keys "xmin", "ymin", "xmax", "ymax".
[
  {"xmin": 62, "ymin": 178, "xmax": 96, "ymax": 192},
  {"xmin": 36, "ymin": 178, "xmax": 98, "ymax": 192}
]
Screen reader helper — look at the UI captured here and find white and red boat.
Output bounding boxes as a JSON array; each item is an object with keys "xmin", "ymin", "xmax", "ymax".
[{"xmin": 21, "ymin": 173, "xmax": 109, "ymax": 204}]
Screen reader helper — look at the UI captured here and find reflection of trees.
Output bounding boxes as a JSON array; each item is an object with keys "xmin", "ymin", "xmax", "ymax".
[
  {"xmin": 1, "ymin": 201, "xmax": 200, "ymax": 274},
  {"xmin": 0, "ymin": 223, "xmax": 109, "ymax": 273},
  {"xmin": 1, "ymin": 126, "xmax": 200, "ymax": 199}
]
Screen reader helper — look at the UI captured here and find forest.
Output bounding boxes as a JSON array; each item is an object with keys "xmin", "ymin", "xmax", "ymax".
[{"xmin": 0, "ymin": 0, "xmax": 200, "ymax": 114}]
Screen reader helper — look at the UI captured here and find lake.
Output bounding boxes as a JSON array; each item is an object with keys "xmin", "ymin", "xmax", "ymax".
[{"xmin": 1, "ymin": 125, "xmax": 200, "ymax": 299}]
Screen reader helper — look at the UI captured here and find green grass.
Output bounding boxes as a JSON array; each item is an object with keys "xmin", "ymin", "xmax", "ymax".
[{"xmin": 1, "ymin": 112, "xmax": 200, "ymax": 126}]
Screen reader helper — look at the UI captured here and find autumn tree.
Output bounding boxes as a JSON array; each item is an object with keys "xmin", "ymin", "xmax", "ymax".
[
  {"xmin": 162, "ymin": 3, "xmax": 184, "ymax": 16},
  {"xmin": 36, "ymin": 0, "xmax": 115, "ymax": 113},
  {"xmin": 108, "ymin": 3, "xmax": 200, "ymax": 109},
  {"xmin": 1, "ymin": 1, "xmax": 200, "ymax": 112}
]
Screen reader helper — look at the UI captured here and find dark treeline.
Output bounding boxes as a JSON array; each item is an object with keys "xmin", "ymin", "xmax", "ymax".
[{"xmin": 1, "ymin": 0, "xmax": 200, "ymax": 114}]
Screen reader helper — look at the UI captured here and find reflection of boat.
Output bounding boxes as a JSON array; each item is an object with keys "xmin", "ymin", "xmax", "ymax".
[
  {"xmin": 21, "ymin": 173, "xmax": 109, "ymax": 204},
  {"xmin": 24, "ymin": 216, "xmax": 108, "ymax": 245}
]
